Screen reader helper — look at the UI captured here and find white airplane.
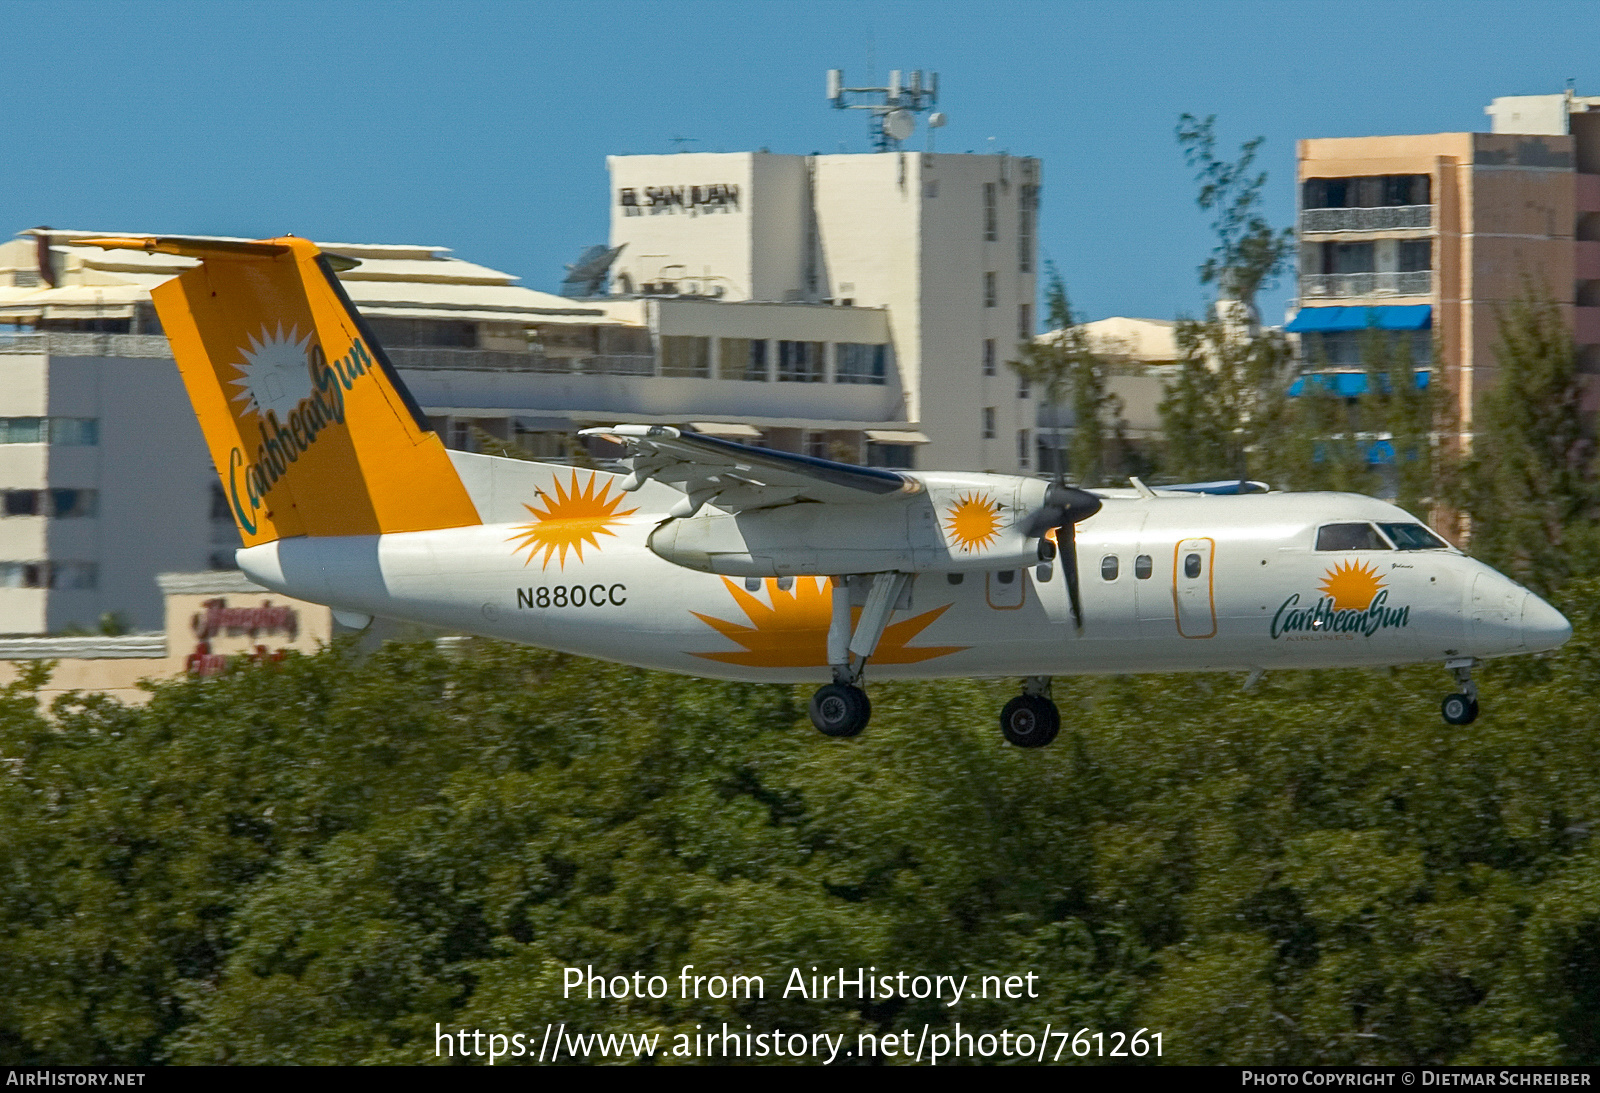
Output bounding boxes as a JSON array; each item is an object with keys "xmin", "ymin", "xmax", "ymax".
[{"xmin": 85, "ymin": 234, "xmax": 1571, "ymax": 745}]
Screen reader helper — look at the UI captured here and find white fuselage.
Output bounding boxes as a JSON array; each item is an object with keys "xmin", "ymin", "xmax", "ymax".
[{"xmin": 233, "ymin": 457, "xmax": 1570, "ymax": 684}]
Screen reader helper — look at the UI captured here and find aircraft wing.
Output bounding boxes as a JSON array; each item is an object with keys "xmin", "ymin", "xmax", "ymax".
[{"xmin": 578, "ymin": 425, "xmax": 921, "ymax": 516}]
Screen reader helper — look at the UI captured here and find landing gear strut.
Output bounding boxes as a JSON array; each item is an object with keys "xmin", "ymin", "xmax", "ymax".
[
  {"xmin": 807, "ymin": 573, "xmax": 909, "ymax": 739},
  {"xmin": 1441, "ymin": 657, "xmax": 1480, "ymax": 725},
  {"xmin": 999, "ymin": 677, "xmax": 1061, "ymax": 748}
]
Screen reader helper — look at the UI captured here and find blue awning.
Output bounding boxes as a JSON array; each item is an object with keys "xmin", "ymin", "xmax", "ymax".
[
  {"xmin": 1284, "ymin": 304, "xmax": 1432, "ymax": 333},
  {"xmin": 1288, "ymin": 371, "xmax": 1431, "ymax": 397}
]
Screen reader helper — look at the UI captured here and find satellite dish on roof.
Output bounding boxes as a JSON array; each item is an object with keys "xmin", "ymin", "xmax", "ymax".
[
  {"xmin": 561, "ymin": 244, "xmax": 625, "ymax": 298},
  {"xmin": 928, "ymin": 112, "xmax": 947, "ymax": 128},
  {"xmin": 883, "ymin": 109, "xmax": 915, "ymax": 142}
]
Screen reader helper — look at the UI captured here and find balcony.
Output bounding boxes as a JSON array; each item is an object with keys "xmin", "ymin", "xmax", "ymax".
[
  {"xmin": 0, "ymin": 335, "xmax": 659, "ymax": 377},
  {"xmin": 1300, "ymin": 205, "xmax": 1433, "ymax": 233},
  {"xmin": 1300, "ymin": 271, "xmax": 1433, "ymax": 299},
  {"xmin": 386, "ymin": 346, "xmax": 655, "ymax": 376}
]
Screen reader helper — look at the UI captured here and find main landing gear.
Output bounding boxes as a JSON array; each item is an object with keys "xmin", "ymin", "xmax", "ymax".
[
  {"xmin": 999, "ymin": 676, "xmax": 1060, "ymax": 748},
  {"xmin": 1441, "ymin": 657, "xmax": 1480, "ymax": 725},
  {"xmin": 807, "ymin": 573, "xmax": 910, "ymax": 739}
]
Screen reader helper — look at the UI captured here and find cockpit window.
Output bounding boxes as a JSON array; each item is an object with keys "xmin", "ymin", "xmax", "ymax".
[
  {"xmin": 1378, "ymin": 522, "xmax": 1450, "ymax": 550},
  {"xmin": 1316, "ymin": 523, "xmax": 1389, "ymax": 551}
]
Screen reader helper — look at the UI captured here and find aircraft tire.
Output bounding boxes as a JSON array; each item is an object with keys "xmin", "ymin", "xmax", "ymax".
[
  {"xmin": 1441, "ymin": 693, "xmax": 1480, "ymax": 725},
  {"xmin": 1000, "ymin": 694, "xmax": 1060, "ymax": 748},
  {"xmin": 810, "ymin": 683, "xmax": 871, "ymax": 737}
]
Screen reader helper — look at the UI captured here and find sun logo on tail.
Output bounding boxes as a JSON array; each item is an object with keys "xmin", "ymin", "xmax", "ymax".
[
  {"xmin": 943, "ymin": 492, "xmax": 1003, "ymax": 552},
  {"xmin": 1320, "ymin": 560, "xmax": 1384, "ymax": 611},
  {"xmin": 509, "ymin": 472, "xmax": 638, "ymax": 570},
  {"xmin": 229, "ymin": 324, "xmax": 314, "ymax": 420}
]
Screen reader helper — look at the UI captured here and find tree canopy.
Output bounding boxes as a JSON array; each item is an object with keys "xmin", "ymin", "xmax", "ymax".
[{"xmin": 5, "ymin": 609, "xmax": 1600, "ymax": 1064}]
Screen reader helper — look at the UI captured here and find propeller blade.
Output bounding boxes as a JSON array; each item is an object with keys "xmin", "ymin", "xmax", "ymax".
[
  {"xmin": 1062, "ymin": 521, "xmax": 1084, "ymax": 631},
  {"xmin": 1026, "ymin": 483, "xmax": 1097, "ymax": 632}
]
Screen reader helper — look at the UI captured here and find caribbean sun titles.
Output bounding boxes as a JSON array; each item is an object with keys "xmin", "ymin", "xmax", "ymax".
[{"xmin": 564, "ymin": 965, "xmax": 1040, "ymax": 1006}]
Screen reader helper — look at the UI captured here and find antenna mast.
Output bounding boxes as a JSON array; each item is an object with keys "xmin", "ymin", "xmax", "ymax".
[{"xmin": 826, "ymin": 68, "xmax": 945, "ymax": 152}]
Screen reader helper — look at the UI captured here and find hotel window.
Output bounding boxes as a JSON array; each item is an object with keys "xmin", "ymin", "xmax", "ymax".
[
  {"xmin": 718, "ymin": 338, "xmax": 768, "ymax": 381},
  {"xmin": 983, "ymin": 272, "xmax": 997, "ymax": 308},
  {"xmin": 1017, "ymin": 429, "xmax": 1031, "ymax": 467},
  {"xmin": 1, "ymin": 489, "xmax": 97, "ymax": 518},
  {"xmin": 1018, "ymin": 376, "xmax": 1030, "ymax": 400},
  {"xmin": 1018, "ymin": 303, "xmax": 1033, "ymax": 341},
  {"xmin": 0, "ymin": 561, "xmax": 97, "ymax": 589},
  {"xmin": 1398, "ymin": 239, "xmax": 1432, "ymax": 272},
  {"xmin": 982, "ymin": 339, "xmax": 996, "ymax": 376},
  {"xmin": 866, "ymin": 443, "xmax": 915, "ymax": 470},
  {"xmin": 1303, "ymin": 174, "xmax": 1430, "ymax": 209},
  {"xmin": 983, "ymin": 182, "xmax": 998, "ymax": 241},
  {"xmin": 835, "ymin": 343, "xmax": 887, "ymax": 385},
  {"xmin": 0, "ymin": 417, "xmax": 98, "ymax": 445},
  {"xmin": 777, "ymin": 340, "xmax": 825, "ymax": 382},
  {"xmin": 1019, "ymin": 185, "xmax": 1037, "ymax": 272},
  {"xmin": 983, "ymin": 407, "xmax": 996, "ymax": 439},
  {"xmin": 660, "ymin": 335, "xmax": 711, "ymax": 378}
]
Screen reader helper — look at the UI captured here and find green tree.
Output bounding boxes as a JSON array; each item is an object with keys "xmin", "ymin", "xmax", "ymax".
[
  {"xmin": 1459, "ymin": 287, "xmax": 1597, "ymax": 593},
  {"xmin": 1157, "ymin": 319, "xmax": 1294, "ymax": 483},
  {"xmin": 1159, "ymin": 116, "xmax": 1297, "ymax": 484},
  {"xmin": 1010, "ymin": 264, "xmax": 1124, "ymax": 485},
  {"xmin": 1175, "ymin": 114, "xmax": 1295, "ymax": 311}
]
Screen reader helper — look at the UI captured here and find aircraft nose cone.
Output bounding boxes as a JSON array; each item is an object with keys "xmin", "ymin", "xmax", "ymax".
[{"xmin": 1522, "ymin": 591, "xmax": 1572, "ymax": 653}]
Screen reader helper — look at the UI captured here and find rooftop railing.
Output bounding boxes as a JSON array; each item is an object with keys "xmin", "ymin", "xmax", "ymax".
[
  {"xmin": 0, "ymin": 335, "xmax": 661, "ymax": 377},
  {"xmin": 1300, "ymin": 271, "xmax": 1433, "ymax": 299},
  {"xmin": 0, "ymin": 332, "xmax": 173, "ymax": 357},
  {"xmin": 1300, "ymin": 205, "xmax": 1433, "ymax": 233}
]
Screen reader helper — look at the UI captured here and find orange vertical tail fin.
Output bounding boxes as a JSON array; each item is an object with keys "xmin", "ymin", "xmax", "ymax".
[{"xmin": 81, "ymin": 235, "xmax": 480, "ymax": 546}]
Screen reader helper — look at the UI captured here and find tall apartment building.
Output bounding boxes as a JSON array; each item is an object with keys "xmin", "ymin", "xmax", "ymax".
[{"xmin": 1287, "ymin": 91, "xmax": 1600, "ymax": 432}]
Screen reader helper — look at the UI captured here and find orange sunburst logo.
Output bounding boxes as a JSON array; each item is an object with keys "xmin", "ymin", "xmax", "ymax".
[
  {"xmin": 943, "ymin": 492, "xmax": 1003, "ymax": 553},
  {"xmin": 690, "ymin": 577, "xmax": 965, "ymax": 667},
  {"xmin": 1319, "ymin": 560, "xmax": 1385, "ymax": 611},
  {"xmin": 508, "ymin": 471, "xmax": 638, "ymax": 570}
]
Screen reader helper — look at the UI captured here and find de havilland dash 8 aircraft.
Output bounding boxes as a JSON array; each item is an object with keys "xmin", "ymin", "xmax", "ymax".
[{"xmin": 83, "ymin": 233, "xmax": 1572, "ymax": 746}]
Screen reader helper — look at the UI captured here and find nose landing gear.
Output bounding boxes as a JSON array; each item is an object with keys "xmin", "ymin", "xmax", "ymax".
[
  {"xmin": 1441, "ymin": 657, "xmax": 1480, "ymax": 725},
  {"xmin": 999, "ymin": 677, "xmax": 1061, "ymax": 747}
]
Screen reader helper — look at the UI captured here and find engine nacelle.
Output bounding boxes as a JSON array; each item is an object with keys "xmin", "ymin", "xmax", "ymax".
[{"xmin": 647, "ymin": 472, "xmax": 1056, "ymax": 577}]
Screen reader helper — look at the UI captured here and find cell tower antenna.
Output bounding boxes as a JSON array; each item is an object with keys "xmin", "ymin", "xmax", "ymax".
[{"xmin": 825, "ymin": 67, "xmax": 942, "ymax": 152}]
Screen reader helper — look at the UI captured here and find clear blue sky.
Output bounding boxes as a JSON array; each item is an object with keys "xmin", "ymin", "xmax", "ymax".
[{"xmin": 6, "ymin": 0, "xmax": 1598, "ymax": 324}]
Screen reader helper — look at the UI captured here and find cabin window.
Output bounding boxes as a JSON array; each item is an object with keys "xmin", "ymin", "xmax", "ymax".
[
  {"xmin": 1101, "ymin": 555, "xmax": 1119, "ymax": 581},
  {"xmin": 1135, "ymin": 554, "xmax": 1152, "ymax": 579},
  {"xmin": 1316, "ymin": 523, "xmax": 1389, "ymax": 551},
  {"xmin": 1378, "ymin": 522, "xmax": 1450, "ymax": 550},
  {"xmin": 997, "ymin": 569, "xmax": 1016, "ymax": 584},
  {"xmin": 947, "ymin": 572, "xmax": 964, "ymax": 585},
  {"xmin": 1184, "ymin": 553, "xmax": 1202, "ymax": 579}
]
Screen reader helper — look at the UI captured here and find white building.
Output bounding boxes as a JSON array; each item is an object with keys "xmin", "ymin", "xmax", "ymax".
[{"xmin": 602, "ymin": 151, "xmax": 1040, "ymax": 471}]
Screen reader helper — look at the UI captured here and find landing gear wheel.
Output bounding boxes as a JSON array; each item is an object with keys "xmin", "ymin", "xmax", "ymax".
[
  {"xmin": 810, "ymin": 683, "xmax": 871, "ymax": 737},
  {"xmin": 1441, "ymin": 693, "xmax": 1480, "ymax": 725},
  {"xmin": 999, "ymin": 694, "xmax": 1061, "ymax": 748}
]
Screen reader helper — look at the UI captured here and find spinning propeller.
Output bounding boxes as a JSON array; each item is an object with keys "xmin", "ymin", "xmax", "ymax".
[{"xmin": 1025, "ymin": 480, "xmax": 1102, "ymax": 631}]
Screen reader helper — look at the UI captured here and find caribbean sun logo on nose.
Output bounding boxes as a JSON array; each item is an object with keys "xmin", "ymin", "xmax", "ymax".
[
  {"xmin": 509, "ymin": 472, "xmax": 638, "ymax": 570},
  {"xmin": 1272, "ymin": 559, "xmax": 1410, "ymax": 639}
]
